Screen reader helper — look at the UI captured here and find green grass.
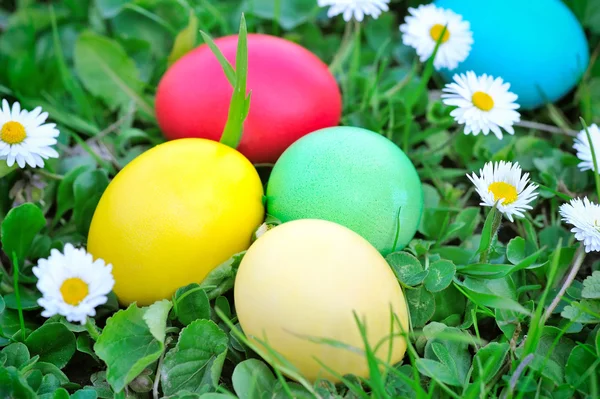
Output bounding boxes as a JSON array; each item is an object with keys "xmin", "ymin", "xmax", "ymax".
[{"xmin": 0, "ymin": 0, "xmax": 600, "ymax": 398}]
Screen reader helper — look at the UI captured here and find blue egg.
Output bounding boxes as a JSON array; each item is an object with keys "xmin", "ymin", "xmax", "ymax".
[{"xmin": 434, "ymin": 0, "xmax": 589, "ymax": 110}]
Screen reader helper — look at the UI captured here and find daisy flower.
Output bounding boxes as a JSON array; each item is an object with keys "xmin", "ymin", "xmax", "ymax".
[
  {"xmin": 467, "ymin": 161, "xmax": 538, "ymax": 222},
  {"xmin": 0, "ymin": 99, "xmax": 60, "ymax": 169},
  {"xmin": 442, "ymin": 71, "xmax": 521, "ymax": 140},
  {"xmin": 573, "ymin": 123, "xmax": 600, "ymax": 173},
  {"xmin": 33, "ymin": 244, "xmax": 114, "ymax": 325},
  {"xmin": 399, "ymin": 4, "xmax": 473, "ymax": 71},
  {"xmin": 559, "ymin": 197, "xmax": 600, "ymax": 253},
  {"xmin": 317, "ymin": 0, "xmax": 389, "ymax": 22}
]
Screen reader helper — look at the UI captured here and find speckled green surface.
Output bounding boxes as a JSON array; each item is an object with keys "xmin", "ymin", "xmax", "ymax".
[{"xmin": 266, "ymin": 126, "xmax": 424, "ymax": 255}]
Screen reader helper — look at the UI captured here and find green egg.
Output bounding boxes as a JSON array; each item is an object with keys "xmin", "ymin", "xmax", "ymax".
[{"xmin": 266, "ymin": 126, "xmax": 424, "ymax": 255}]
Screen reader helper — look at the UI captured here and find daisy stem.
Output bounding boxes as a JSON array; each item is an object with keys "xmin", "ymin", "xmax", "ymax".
[
  {"xmin": 580, "ymin": 117, "xmax": 600, "ymax": 202},
  {"xmin": 11, "ymin": 253, "xmax": 26, "ymax": 342},
  {"xmin": 479, "ymin": 208, "xmax": 502, "ymax": 264},
  {"xmin": 35, "ymin": 169, "xmax": 64, "ymax": 181},
  {"xmin": 85, "ymin": 318, "xmax": 101, "ymax": 341},
  {"xmin": 328, "ymin": 20, "xmax": 355, "ymax": 75}
]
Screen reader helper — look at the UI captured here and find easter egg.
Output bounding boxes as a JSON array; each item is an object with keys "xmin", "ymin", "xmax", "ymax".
[
  {"xmin": 435, "ymin": 0, "xmax": 589, "ymax": 110},
  {"xmin": 155, "ymin": 34, "xmax": 342, "ymax": 164},
  {"xmin": 234, "ymin": 219, "xmax": 409, "ymax": 382},
  {"xmin": 266, "ymin": 126, "xmax": 423, "ymax": 255},
  {"xmin": 87, "ymin": 139, "xmax": 264, "ymax": 306}
]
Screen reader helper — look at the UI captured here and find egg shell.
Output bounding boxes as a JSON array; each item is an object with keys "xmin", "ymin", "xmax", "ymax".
[
  {"xmin": 87, "ymin": 138, "xmax": 264, "ymax": 306},
  {"xmin": 155, "ymin": 33, "xmax": 342, "ymax": 164},
  {"xmin": 266, "ymin": 126, "xmax": 423, "ymax": 255},
  {"xmin": 234, "ymin": 219, "xmax": 409, "ymax": 382},
  {"xmin": 435, "ymin": 0, "xmax": 589, "ymax": 110}
]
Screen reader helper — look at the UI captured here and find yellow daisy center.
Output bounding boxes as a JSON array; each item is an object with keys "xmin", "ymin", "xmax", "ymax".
[
  {"xmin": 472, "ymin": 91, "xmax": 494, "ymax": 111},
  {"xmin": 1, "ymin": 121, "xmax": 27, "ymax": 145},
  {"xmin": 488, "ymin": 182, "xmax": 518, "ymax": 205},
  {"xmin": 430, "ymin": 24, "xmax": 450, "ymax": 43},
  {"xmin": 60, "ymin": 278, "xmax": 89, "ymax": 306}
]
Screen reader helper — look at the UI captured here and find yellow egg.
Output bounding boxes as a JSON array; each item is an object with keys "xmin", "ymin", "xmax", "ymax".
[
  {"xmin": 234, "ymin": 219, "xmax": 409, "ymax": 382},
  {"xmin": 87, "ymin": 138, "xmax": 264, "ymax": 306}
]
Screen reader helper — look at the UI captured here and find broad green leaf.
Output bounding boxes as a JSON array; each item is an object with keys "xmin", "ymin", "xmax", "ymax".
[
  {"xmin": 432, "ymin": 285, "xmax": 466, "ymax": 322},
  {"xmin": 72, "ymin": 389, "xmax": 99, "ymax": 399},
  {"xmin": 143, "ymin": 299, "xmax": 172, "ymax": 343},
  {"xmin": 96, "ymin": 0, "xmax": 131, "ymax": 18},
  {"xmin": 38, "ymin": 374, "xmax": 61, "ymax": 395},
  {"xmin": 561, "ymin": 300, "xmax": 600, "ymax": 323},
  {"xmin": 471, "ymin": 342, "xmax": 509, "ymax": 383},
  {"xmin": 94, "ymin": 304, "xmax": 164, "ymax": 393},
  {"xmin": 167, "ymin": 10, "xmax": 198, "ymax": 67},
  {"xmin": 50, "ymin": 388, "xmax": 71, "ymax": 399},
  {"xmin": 423, "ymin": 260, "xmax": 455, "ymax": 292},
  {"xmin": 73, "ymin": 169, "xmax": 109, "ymax": 236},
  {"xmin": 452, "ymin": 207, "xmax": 481, "ymax": 241},
  {"xmin": 454, "ymin": 278, "xmax": 529, "ymax": 315},
  {"xmin": 476, "ymin": 207, "xmax": 498, "ymax": 255},
  {"xmin": 160, "ymin": 319, "xmax": 228, "ymax": 396},
  {"xmin": 24, "ymin": 369, "xmax": 42, "ymax": 392},
  {"xmin": 582, "ymin": 271, "xmax": 600, "ymax": 299},
  {"xmin": 232, "ymin": 359, "xmax": 276, "ymax": 399},
  {"xmin": 28, "ymin": 362, "xmax": 69, "ymax": 384},
  {"xmin": 0, "ymin": 366, "xmax": 37, "ymax": 399},
  {"xmin": 405, "ymin": 286, "xmax": 435, "ymax": 328},
  {"xmin": 565, "ymin": 344, "xmax": 598, "ymax": 394},
  {"xmin": 173, "ymin": 284, "xmax": 210, "ymax": 326},
  {"xmin": 430, "ymin": 246, "xmax": 473, "ymax": 265},
  {"xmin": 74, "ymin": 31, "xmax": 152, "ymax": 116},
  {"xmin": 424, "ymin": 325, "xmax": 471, "ymax": 386},
  {"xmin": 242, "ymin": 0, "xmax": 317, "ymax": 30},
  {"xmin": 77, "ymin": 335, "xmax": 100, "ymax": 362},
  {"xmin": 199, "ymin": 251, "xmax": 246, "ymax": 299},
  {"xmin": 506, "ymin": 237, "xmax": 526, "ymax": 264},
  {"xmin": 2, "ymin": 343, "xmax": 30, "ymax": 368},
  {"xmin": 416, "ymin": 358, "xmax": 460, "ymax": 386},
  {"xmin": 25, "ymin": 323, "xmax": 76, "ymax": 369},
  {"xmin": 4, "ymin": 286, "xmax": 41, "ymax": 310},
  {"xmin": 430, "ymin": 342, "xmax": 460, "ymax": 383},
  {"xmin": 386, "ymin": 251, "xmax": 427, "ymax": 286},
  {"xmin": 55, "ymin": 164, "xmax": 95, "ymax": 223},
  {"xmin": 1, "ymin": 203, "xmax": 46, "ymax": 265}
]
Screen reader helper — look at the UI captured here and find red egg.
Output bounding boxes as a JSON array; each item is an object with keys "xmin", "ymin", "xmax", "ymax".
[{"xmin": 155, "ymin": 34, "xmax": 342, "ymax": 164}]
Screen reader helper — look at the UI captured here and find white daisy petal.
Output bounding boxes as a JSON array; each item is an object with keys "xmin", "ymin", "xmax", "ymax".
[
  {"xmin": 442, "ymin": 72, "xmax": 520, "ymax": 140},
  {"xmin": 32, "ymin": 245, "xmax": 115, "ymax": 325},
  {"xmin": 399, "ymin": 4, "xmax": 473, "ymax": 71},
  {"xmin": 573, "ymin": 124, "xmax": 600, "ymax": 173},
  {"xmin": 318, "ymin": 0, "xmax": 389, "ymax": 22},
  {"xmin": 467, "ymin": 161, "xmax": 538, "ymax": 222},
  {"xmin": 0, "ymin": 99, "xmax": 60, "ymax": 169},
  {"xmin": 560, "ymin": 197, "xmax": 600, "ymax": 253}
]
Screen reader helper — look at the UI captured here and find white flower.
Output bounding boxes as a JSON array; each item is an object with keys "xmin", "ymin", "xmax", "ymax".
[
  {"xmin": 33, "ymin": 244, "xmax": 114, "ymax": 325},
  {"xmin": 573, "ymin": 124, "xmax": 600, "ymax": 173},
  {"xmin": 467, "ymin": 161, "xmax": 538, "ymax": 222},
  {"xmin": 0, "ymin": 99, "xmax": 60, "ymax": 169},
  {"xmin": 317, "ymin": 0, "xmax": 389, "ymax": 22},
  {"xmin": 442, "ymin": 71, "xmax": 521, "ymax": 140},
  {"xmin": 559, "ymin": 197, "xmax": 600, "ymax": 253},
  {"xmin": 399, "ymin": 4, "xmax": 473, "ymax": 71}
]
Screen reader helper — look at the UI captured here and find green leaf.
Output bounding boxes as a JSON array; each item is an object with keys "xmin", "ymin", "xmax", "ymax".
[
  {"xmin": 73, "ymin": 169, "xmax": 109, "ymax": 236},
  {"xmin": 55, "ymin": 164, "xmax": 95, "ymax": 223},
  {"xmin": 405, "ymin": 286, "xmax": 435, "ymax": 328},
  {"xmin": 94, "ymin": 304, "xmax": 165, "ymax": 393},
  {"xmin": 471, "ymin": 342, "xmax": 509, "ymax": 383},
  {"xmin": 38, "ymin": 373, "xmax": 61, "ymax": 395},
  {"xmin": 28, "ymin": 362, "xmax": 69, "ymax": 384},
  {"xmin": 1, "ymin": 203, "xmax": 46, "ymax": 265},
  {"xmin": 565, "ymin": 344, "xmax": 598, "ymax": 394},
  {"xmin": 167, "ymin": 10, "xmax": 197, "ymax": 67},
  {"xmin": 451, "ymin": 207, "xmax": 481, "ymax": 241},
  {"xmin": 0, "ymin": 366, "xmax": 37, "ymax": 399},
  {"xmin": 386, "ymin": 251, "xmax": 427, "ymax": 286},
  {"xmin": 77, "ymin": 334, "xmax": 100, "ymax": 363},
  {"xmin": 143, "ymin": 299, "xmax": 172, "ymax": 343},
  {"xmin": 72, "ymin": 389, "xmax": 99, "ymax": 399},
  {"xmin": 582, "ymin": 271, "xmax": 600, "ymax": 299},
  {"xmin": 1, "ymin": 343, "xmax": 30, "ymax": 368},
  {"xmin": 561, "ymin": 300, "xmax": 600, "ymax": 323},
  {"xmin": 199, "ymin": 251, "xmax": 246, "ymax": 299},
  {"xmin": 198, "ymin": 31, "xmax": 236, "ymax": 87},
  {"xmin": 4, "ymin": 287, "xmax": 41, "ymax": 310},
  {"xmin": 96, "ymin": 0, "xmax": 131, "ymax": 18},
  {"xmin": 476, "ymin": 207, "xmax": 498, "ymax": 255},
  {"xmin": 454, "ymin": 278, "xmax": 529, "ymax": 315},
  {"xmin": 416, "ymin": 358, "xmax": 460, "ymax": 386},
  {"xmin": 506, "ymin": 237, "xmax": 526, "ymax": 264},
  {"xmin": 173, "ymin": 284, "xmax": 210, "ymax": 326},
  {"xmin": 74, "ymin": 31, "xmax": 153, "ymax": 117},
  {"xmin": 25, "ymin": 323, "xmax": 76, "ymax": 369},
  {"xmin": 423, "ymin": 260, "xmax": 455, "ymax": 292},
  {"xmin": 242, "ymin": 0, "xmax": 317, "ymax": 30},
  {"xmin": 232, "ymin": 359, "xmax": 276, "ymax": 399},
  {"xmin": 160, "ymin": 319, "xmax": 228, "ymax": 396}
]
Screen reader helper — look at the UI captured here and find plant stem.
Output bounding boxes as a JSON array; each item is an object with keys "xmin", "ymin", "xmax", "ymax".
[
  {"xmin": 515, "ymin": 120, "xmax": 577, "ymax": 136},
  {"xmin": 328, "ymin": 21, "xmax": 354, "ymax": 74},
  {"xmin": 153, "ymin": 349, "xmax": 166, "ymax": 399},
  {"xmin": 85, "ymin": 318, "xmax": 101, "ymax": 341},
  {"xmin": 479, "ymin": 208, "xmax": 503, "ymax": 264},
  {"xmin": 543, "ymin": 245, "xmax": 586, "ymax": 322},
  {"xmin": 35, "ymin": 169, "xmax": 64, "ymax": 181},
  {"xmin": 11, "ymin": 253, "xmax": 26, "ymax": 342}
]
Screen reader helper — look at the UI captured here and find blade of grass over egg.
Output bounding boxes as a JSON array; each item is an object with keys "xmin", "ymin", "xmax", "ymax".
[
  {"xmin": 580, "ymin": 117, "xmax": 600, "ymax": 202},
  {"xmin": 218, "ymin": 14, "xmax": 251, "ymax": 150},
  {"xmin": 199, "ymin": 30, "xmax": 236, "ymax": 87}
]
